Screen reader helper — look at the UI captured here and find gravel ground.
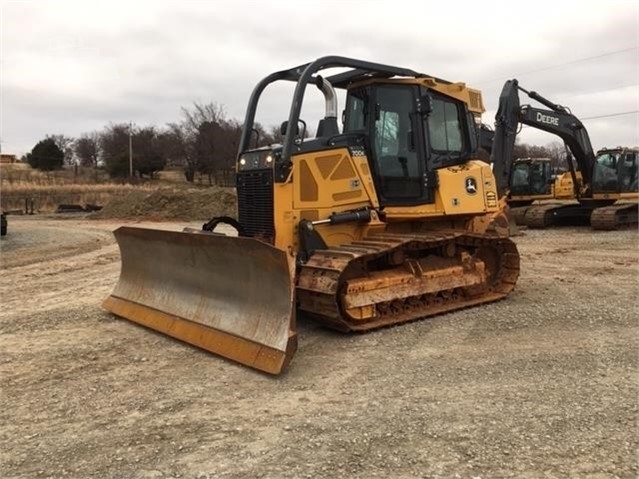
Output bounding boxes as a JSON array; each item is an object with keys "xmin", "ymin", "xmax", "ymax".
[{"xmin": 0, "ymin": 216, "xmax": 637, "ymax": 479}]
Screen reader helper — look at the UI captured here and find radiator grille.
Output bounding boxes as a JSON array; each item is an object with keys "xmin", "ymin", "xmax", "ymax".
[{"xmin": 237, "ymin": 170, "xmax": 275, "ymax": 243}]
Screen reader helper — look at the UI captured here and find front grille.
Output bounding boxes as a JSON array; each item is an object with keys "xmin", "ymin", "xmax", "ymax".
[{"xmin": 237, "ymin": 170, "xmax": 275, "ymax": 243}]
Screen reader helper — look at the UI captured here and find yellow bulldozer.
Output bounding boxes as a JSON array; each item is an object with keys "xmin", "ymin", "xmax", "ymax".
[{"xmin": 103, "ymin": 56, "xmax": 520, "ymax": 374}]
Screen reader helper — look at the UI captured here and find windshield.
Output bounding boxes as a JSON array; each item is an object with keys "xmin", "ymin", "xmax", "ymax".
[
  {"xmin": 510, "ymin": 163, "xmax": 530, "ymax": 194},
  {"xmin": 592, "ymin": 151, "xmax": 620, "ymax": 192},
  {"xmin": 510, "ymin": 161, "xmax": 551, "ymax": 195}
]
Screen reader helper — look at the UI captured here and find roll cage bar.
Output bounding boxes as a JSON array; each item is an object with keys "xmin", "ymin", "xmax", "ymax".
[{"xmin": 237, "ymin": 55, "xmax": 452, "ymax": 163}]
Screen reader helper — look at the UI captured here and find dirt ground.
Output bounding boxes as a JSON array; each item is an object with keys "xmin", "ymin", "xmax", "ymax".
[{"xmin": 1, "ymin": 215, "xmax": 637, "ymax": 479}]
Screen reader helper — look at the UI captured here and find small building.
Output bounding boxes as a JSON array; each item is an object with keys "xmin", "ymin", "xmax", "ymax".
[{"xmin": 0, "ymin": 154, "xmax": 17, "ymax": 164}]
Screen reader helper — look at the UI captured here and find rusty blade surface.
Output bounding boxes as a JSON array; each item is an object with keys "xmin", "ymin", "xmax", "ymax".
[{"xmin": 103, "ymin": 227, "xmax": 296, "ymax": 374}]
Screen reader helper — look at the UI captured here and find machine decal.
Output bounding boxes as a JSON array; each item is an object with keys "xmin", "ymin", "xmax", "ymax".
[
  {"xmin": 465, "ymin": 177, "xmax": 478, "ymax": 195},
  {"xmin": 536, "ymin": 112, "xmax": 559, "ymax": 126}
]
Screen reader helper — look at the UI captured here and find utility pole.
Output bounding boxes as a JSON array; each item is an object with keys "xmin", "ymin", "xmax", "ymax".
[{"xmin": 129, "ymin": 122, "xmax": 133, "ymax": 178}]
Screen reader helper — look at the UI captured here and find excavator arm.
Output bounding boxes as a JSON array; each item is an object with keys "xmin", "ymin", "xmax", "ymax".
[{"xmin": 490, "ymin": 79, "xmax": 596, "ymax": 198}]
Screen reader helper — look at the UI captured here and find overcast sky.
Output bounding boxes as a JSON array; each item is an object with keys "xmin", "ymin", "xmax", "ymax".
[{"xmin": 1, "ymin": 0, "xmax": 637, "ymax": 157}]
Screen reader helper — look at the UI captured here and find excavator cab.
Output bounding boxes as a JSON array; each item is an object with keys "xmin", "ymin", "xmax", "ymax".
[
  {"xmin": 509, "ymin": 158, "xmax": 553, "ymax": 200},
  {"xmin": 104, "ymin": 56, "xmax": 520, "ymax": 374},
  {"xmin": 592, "ymin": 147, "xmax": 639, "ymax": 194}
]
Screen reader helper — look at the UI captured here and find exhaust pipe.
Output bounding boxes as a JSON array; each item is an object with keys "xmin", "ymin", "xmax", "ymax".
[
  {"xmin": 315, "ymin": 76, "xmax": 339, "ymax": 137},
  {"xmin": 316, "ymin": 76, "xmax": 338, "ymax": 119}
]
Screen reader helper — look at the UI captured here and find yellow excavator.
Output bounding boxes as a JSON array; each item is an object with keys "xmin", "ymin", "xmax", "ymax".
[
  {"xmin": 508, "ymin": 158, "xmax": 582, "ymax": 224},
  {"xmin": 103, "ymin": 56, "xmax": 520, "ymax": 374}
]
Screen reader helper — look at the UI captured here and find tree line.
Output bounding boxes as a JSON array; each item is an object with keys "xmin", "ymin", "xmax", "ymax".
[
  {"xmin": 24, "ymin": 102, "xmax": 284, "ymax": 184},
  {"xmin": 24, "ymin": 100, "xmax": 572, "ymax": 183},
  {"xmin": 513, "ymin": 141, "xmax": 570, "ymax": 172}
]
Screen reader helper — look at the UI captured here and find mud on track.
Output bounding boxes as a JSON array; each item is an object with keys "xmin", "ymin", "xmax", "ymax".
[{"xmin": 1, "ymin": 216, "xmax": 638, "ymax": 478}]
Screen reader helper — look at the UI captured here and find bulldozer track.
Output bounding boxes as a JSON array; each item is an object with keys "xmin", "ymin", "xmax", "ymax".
[
  {"xmin": 296, "ymin": 232, "xmax": 520, "ymax": 332},
  {"xmin": 590, "ymin": 203, "xmax": 639, "ymax": 230}
]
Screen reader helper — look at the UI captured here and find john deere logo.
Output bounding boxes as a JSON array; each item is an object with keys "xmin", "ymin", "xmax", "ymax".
[{"xmin": 465, "ymin": 177, "xmax": 478, "ymax": 195}]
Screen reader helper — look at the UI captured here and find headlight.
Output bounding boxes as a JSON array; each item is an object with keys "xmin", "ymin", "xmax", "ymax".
[{"xmin": 237, "ymin": 151, "xmax": 277, "ymax": 170}]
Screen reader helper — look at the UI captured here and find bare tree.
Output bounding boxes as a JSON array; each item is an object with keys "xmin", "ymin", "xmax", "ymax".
[
  {"xmin": 99, "ymin": 124, "xmax": 131, "ymax": 178},
  {"xmin": 546, "ymin": 141, "xmax": 569, "ymax": 172},
  {"xmin": 48, "ymin": 134, "xmax": 75, "ymax": 166},
  {"xmin": 133, "ymin": 126, "xmax": 167, "ymax": 178},
  {"xmin": 170, "ymin": 102, "xmax": 241, "ymax": 184},
  {"xmin": 513, "ymin": 140, "xmax": 571, "ymax": 174},
  {"xmin": 514, "ymin": 142, "xmax": 550, "ymax": 160},
  {"xmin": 157, "ymin": 129, "xmax": 186, "ymax": 168},
  {"xmin": 75, "ymin": 132, "xmax": 100, "ymax": 167},
  {"xmin": 513, "ymin": 141, "xmax": 531, "ymax": 160},
  {"xmin": 165, "ymin": 121, "xmax": 197, "ymax": 181}
]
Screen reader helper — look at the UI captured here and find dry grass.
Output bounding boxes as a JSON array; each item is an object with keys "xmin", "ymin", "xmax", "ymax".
[
  {"xmin": 0, "ymin": 163, "xmax": 157, "ymax": 213},
  {"xmin": 0, "ymin": 184, "xmax": 157, "ymax": 213},
  {"xmin": 0, "ymin": 163, "xmax": 231, "ymax": 215},
  {"xmin": 0, "ymin": 163, "xmax": 111, "ymax": 187}
]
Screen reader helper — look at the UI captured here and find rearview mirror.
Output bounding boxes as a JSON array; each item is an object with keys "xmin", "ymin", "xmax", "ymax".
[
  {"xmin": 419, "ymin": 94, "xmax": 433, "ymax": 115},
  {"xmin": 280, "ymin": 121, "xmax": 299, "ymax": 136}
]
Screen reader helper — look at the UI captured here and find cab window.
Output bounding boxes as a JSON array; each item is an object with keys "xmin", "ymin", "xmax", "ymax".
[
  {"xmin": 372, "ymin": 85, "xmax": 421, "ymax": 199},
  {"xmin": 428, "ymin": 97, "xmax": 464, "ymax": 153},
  {"xmin": 621, "ymin": 152, "xmax": 638, "ymax": 193},
  {"xmin": 593, "ymin": 151, "xmax": 620, "ymax": 191},
  {"xmin": 511, "ymin": 163, "xmax": 530, "ymax": 193},
  {"xmin": 345, "ymin": 91, "xmax": 367, "ymax": 132}
]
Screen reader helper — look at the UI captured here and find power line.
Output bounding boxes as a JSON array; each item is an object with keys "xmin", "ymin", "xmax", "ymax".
[
  {"xmin": 475, "ymin": 46, "xmax": 638, "ymax": 85},
  {"xmin": 560, "ymin": 83, "xmax": 639, "ymax": 100},
  {"xmin": 518, "ymin": 110, "xmax": 638, "ymax": 129},
  {"xmin": 521, "ymin": 110, "xmax": 639, "ymax": 130},
  {"xmin": 580, "ymin": 110, "xmax": 639, "ymax": 120}
]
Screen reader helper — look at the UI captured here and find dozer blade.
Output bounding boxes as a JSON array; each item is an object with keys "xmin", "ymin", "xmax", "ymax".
[{"xmin": 102, "ymin": 227, "xmax": 297, "ymax": 375}]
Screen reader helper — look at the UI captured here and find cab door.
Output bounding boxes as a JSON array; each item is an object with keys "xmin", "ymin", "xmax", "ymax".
[
  {"xmin": 619, "ymin": 150, "xmax": 638, "ymax": 193},
  {"xmin": 369, "ymin": 84, "xmax": 430, "ymax": 206}
]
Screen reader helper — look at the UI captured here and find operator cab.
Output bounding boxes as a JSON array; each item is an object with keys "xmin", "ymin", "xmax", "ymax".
[
  {"xmin": 510, "ymin": 159, "xmax": 553, "ymax": 196},
  {"xmin": 592, "ymin": 148, "xmax": 638, "ymax": 194},
  {"xmin": 343, "ymin": 83, "xmax": 475, "ymax": 206}
]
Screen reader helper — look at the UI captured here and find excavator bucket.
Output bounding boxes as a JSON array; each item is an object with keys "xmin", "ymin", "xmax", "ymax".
[{"xmin": 102, "ymin": 227, "xmax": 297, "ymax": 375}]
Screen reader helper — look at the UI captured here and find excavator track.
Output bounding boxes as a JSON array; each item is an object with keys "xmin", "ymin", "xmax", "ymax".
[
  {"xmin": 590, "ymin": 203, "xmax": 639, "ymax": 230},
  {"xmin": 524, "ymin": 202, "xmax": 597, "ymax": 229},
  {"xmin": 509, "ymin": 206, "xmax": 530, "ymax": 225},
  {"xmin": 523, "ymin": 204, "xmax": 563, "ymax": 229},
  {"xmin": 296, "ymin": 232, "xmax": 520, "ymax": 332}
]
